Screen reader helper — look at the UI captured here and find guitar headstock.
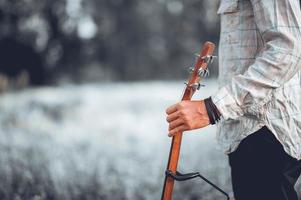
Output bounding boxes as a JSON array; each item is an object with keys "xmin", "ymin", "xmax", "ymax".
[{"xmin": 182, "ymin": 41, "xmax": 216, "ymax": 100}]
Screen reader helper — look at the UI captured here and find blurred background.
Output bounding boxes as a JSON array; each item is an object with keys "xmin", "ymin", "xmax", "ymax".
[
  {"xmin": 0, "ymin": 0, "xmax": 220, "ymax": 87},
  {"xmin": 0, "ymin": 0, "xmax": 300, "ymax": 200}
]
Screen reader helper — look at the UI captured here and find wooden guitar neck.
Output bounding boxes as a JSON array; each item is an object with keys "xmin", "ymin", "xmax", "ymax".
[{"xmin": 161, "ymin": 41, "xmax": 216, "ymax": 200}]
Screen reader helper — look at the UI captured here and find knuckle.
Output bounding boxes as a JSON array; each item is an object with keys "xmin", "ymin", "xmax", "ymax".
[
  {"xmin": 177, "ymin": 102, "xmax": 184, "ymax": 108},
  {"xmin": 179, "ymin": 110, "xmax": 186, "ymax": 116},
  {"xmin": 180, "ymin": 100, "xmax": 186, "ymax": 105}
]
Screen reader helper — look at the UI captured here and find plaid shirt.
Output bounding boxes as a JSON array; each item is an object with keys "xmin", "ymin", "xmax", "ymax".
[{"xmin": 211, "ymin": 0, "xmax": 301, "ymax": 159}]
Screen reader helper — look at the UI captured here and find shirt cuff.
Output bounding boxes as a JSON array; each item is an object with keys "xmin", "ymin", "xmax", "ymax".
[{"xmin": 211, "ymin": 85, "xmax": 244, "ymax": 120}]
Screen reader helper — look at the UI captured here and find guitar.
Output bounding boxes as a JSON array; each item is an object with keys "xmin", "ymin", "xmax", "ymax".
[{"xmin": 161, "ymin": 41, "xmax": 229, "ymax": 200}]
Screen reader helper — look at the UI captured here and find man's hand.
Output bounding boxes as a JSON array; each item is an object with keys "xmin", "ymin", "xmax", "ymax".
[{"xmin": 165, "ymin": 100, "xmax": 210, "ymax": 137}]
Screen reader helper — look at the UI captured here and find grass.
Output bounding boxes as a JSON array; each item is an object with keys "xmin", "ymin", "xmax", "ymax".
[{"xmin": 0, "ymin": 81, "xmax": 299, "ymax": 199}]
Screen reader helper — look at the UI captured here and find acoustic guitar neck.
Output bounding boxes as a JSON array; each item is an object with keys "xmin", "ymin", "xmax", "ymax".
[{"xmin": 161, "ymin": 41, "xmax": 216, "ymax": 200}]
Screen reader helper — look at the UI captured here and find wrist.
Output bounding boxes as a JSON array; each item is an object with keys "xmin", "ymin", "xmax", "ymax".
[
  {"xmin": 204, "ymin": 97, "xmax": 221, "ymax": 125},
  {"xmin": 198, "ymin": 100, "xmax": 210, "ymax": 125}
]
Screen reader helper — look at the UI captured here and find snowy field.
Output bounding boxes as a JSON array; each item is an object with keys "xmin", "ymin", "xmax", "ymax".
[{"xmin": 0, "ymin": 80, "xmax": 300, "ymax": 200}]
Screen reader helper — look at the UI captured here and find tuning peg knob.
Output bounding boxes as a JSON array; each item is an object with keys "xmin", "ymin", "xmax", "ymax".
[
  {"xmin": 205, "ymin": 69, "xmax": 210, "ymax": 77},
  {"xmin": 198, "ymin": 68, "xmax": 209, "ymax": 77},
  {"xmin": 192, "ymin": 83, "xmax": 205, "ymax": 90},
  {"xmin": 184, "ymin": 82, "xmax": 205, "ymax": 90},
  {"xmin": 202, "ymin": 55, "xmax": 217, "ymax": 64}
]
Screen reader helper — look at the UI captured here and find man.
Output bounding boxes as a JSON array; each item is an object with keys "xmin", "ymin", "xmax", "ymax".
[{"xmin": 165, "ymin": 0, "xmax": 301, "ymax": 199}]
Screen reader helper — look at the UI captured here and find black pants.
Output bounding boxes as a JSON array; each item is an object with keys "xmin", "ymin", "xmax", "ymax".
[{"xmin": 229, "ymin": 126, "xmax": 301, "ymax": 200}]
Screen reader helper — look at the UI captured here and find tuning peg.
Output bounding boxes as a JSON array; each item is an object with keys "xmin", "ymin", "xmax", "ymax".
[
  {"xmin": 211, "ymin": 55, "xmax": 217, "ymax": 63},
  {"xmin": 187, "ymin": 67, "xmax": 194, "ymax": 74},
  {"xmin": 198, "ymin": 68, "xmax": 209, "ymax": 77},
  {"xmin": 184, "ymin": 82, "xmax": 205, "ymax": 90},
  {"xmin": 198, "ymin": 69, "xmax": 204, "ymax": 77},
  {"xmin": 205, "ymin": 69, "xmax": 210, "ymax": 77},
  {"xmin": 202, "ymin": 55, "xmax": 217, "ymax": 64},
  {"xmin": 192, "ymin": 83, "xmax": 205, "ymax": 90}
]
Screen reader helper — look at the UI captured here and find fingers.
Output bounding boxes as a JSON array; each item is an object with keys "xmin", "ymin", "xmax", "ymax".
[
  {"xmin": 168, "ymin": 118, "xmax": 183, "ymax": 131},
  {"xmin": 165, "ymin": 104, "xmax": 178, "ymax": 115},
  {"xmin": 166, "ymin": 111, "xmax": 180, "ymax": 123},
  {"xmin": 168, "ymin": 124, "xmax": 187, "ymax": 137},
  {"xmin": 166, "ymin": 101, "xmax": 188, "ymax": 137}
]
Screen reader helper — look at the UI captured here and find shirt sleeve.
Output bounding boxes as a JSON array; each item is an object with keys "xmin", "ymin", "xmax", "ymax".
[{"xmin": 211, "ymin": 0, "xmax": 301, "ymax": 120}]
